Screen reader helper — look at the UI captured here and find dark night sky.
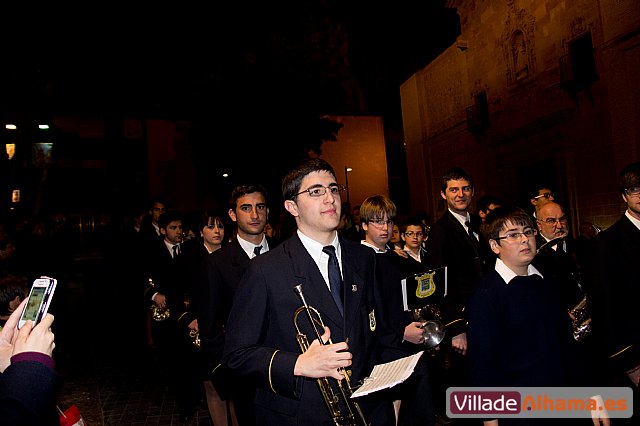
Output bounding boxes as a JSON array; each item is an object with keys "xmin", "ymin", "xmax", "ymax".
[
  {"xmin": 3, "ymin": 1, "xmax": 460, "ymax": 130},
  {"xmin": 1, "ymin": 2, "xmax": 460, "ymax": 214}
]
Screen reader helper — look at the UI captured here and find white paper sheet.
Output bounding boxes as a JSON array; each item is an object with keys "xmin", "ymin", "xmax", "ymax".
[{"xmin": 350, "ymin": 351, "xmax": 424, "ymax": 398}]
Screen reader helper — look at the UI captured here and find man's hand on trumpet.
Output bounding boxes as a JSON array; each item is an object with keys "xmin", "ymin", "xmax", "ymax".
[{"xmin": 293, "ymin": 326, "xmax": 352, "ymax": 380}]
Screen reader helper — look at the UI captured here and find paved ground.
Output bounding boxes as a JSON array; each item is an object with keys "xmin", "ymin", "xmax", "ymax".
[{"xmin": 51, "ymin": 256, "xmax": 213, "ymax": 426}]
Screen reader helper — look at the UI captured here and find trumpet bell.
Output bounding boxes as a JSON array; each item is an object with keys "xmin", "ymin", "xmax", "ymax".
[{"xmin": 422, "ymin": 320, "xmax": 446, "ymax": 349}]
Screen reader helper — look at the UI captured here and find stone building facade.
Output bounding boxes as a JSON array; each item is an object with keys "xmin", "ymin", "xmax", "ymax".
[{"xmin": 400, "ymin": 0, "xmax": 640, "ymax": 232}]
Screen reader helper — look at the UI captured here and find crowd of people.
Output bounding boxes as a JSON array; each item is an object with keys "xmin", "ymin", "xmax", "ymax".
[{"xmin": 0, "ymin": 158, "xmax": 638, "ymax": 425}]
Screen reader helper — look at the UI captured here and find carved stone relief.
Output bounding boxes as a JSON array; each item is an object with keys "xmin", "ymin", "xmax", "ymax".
[{"xmin": 502, "ymin": 2, "xmax": 536, "ymax": 86}]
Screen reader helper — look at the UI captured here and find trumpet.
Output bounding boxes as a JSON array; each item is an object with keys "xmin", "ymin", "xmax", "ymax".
[
  {"xmin": 148, "ymin": 278, "xmax": 171, "ymax": 321},
  {"xmin": 569, "ymin": 295, "xmax": 591, "ymax": 342},
  {"xmin": 411, "ymin": 304, "xmax": 446, "ymax": 351},
  {"xmin": 293, "ymin": 284, "xmax": 369, "ymax": 426},
  {"xmin": 189, "ymin": 329, "xmax": 201, "ymax": 349}
]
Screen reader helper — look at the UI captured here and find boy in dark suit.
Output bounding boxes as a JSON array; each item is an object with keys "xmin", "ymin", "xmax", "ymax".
[{"xmin": 222, "ymin": 158, "xmax": 403, "ymax": 425}]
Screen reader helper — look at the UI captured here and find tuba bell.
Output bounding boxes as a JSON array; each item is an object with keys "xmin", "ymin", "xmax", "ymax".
[{"xmin": 293, "ymin": 284, "xmax": 370, "ymax": 426}]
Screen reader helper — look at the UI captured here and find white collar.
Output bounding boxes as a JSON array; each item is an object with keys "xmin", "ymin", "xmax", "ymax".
[
  {"xmin": 495, "ymin": 258, "xmax": 543, "ymax": 284},
  {"xmin": 625, "ymin": 210, "xmax": 640, "ymax": 231},
  {"xmin": 237, "ymin": 235, "xmax": 268, "ymax": 258},
  {"xmin": 361, "ymin": 240, "xmax": 387, "ymax": 253}
]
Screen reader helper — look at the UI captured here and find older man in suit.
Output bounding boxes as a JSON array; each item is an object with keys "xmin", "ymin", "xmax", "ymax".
[
  {"xmin": 221, "ymin": 158, "xmax": 403, "ymax": 426},
  {"xmin": 198, "ymin": 183, "xmax": 271, "ymax": 425}
]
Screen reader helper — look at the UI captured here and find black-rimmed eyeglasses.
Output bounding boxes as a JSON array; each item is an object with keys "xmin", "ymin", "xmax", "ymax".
[
  {"xmin": 624, "ymin": 187, "xmax": 640, "ymax": 196},
  {"xmin": 404, "ymin": 231, "xmax": 423, "ymax": 238},
  {"xmin": 494, "ymin": 228, "xmax": 536, "ymax": 242},
  {"xmin": 538, "ymin": 217, "xmax": 568, "ymax": 225},
  {"xmin": 533, "ymin": 192, "xmax": 554, "ymax": 200},
  {"xmin": 292, "ymin": 184, "xmax": 345, "ymax": 199}
]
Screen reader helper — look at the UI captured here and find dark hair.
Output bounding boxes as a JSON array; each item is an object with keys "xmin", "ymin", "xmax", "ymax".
[
  {"xmin": 229, "ymin": 184, "xmax": 268, "ymax": 211},
  {"xmin": 481, "ymin": 205, "xmax": 533, "ymax": 242},
  {"xmin": 359, "ymin": 195, "xmax": 397, "ymax": 223},
  {"xmin": 198, "ymin": 209, "xmax": 228, "ymax": 246},
  {"xmin": 441, "ymin": 167, "xmax": 474, "ymax": 192},
  {"xmin": 400, "ymin": 215, "xmax": 426, "ymax": 234},
  {"xmin": 149, "ymin": 196, "xmax": 167, "ymax": 209},
  {"xmin": 476, "ymin": 194, "xmax": 504, "ymax": 213},
  {"xmin": 0, "ymin": 274, "xmax": 28, "ymax": 316},
  {"xmin": 158, "ymin": 210, "xmax": 183, "ymax": 230},
  {"xmin": 619, "ymin": 161, "xmax": 640, "ymax": 194},
  {"xmin": 282, "ymin": 158, "xmax": 336, "ymax": 201}
]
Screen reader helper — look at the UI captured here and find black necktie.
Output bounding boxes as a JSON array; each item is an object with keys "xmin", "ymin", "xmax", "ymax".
[
  {"xmin": 172, "ymin": 244, "xmax": 180, "ymax": 258},
  {"xmin": 465, "ymin": 220, "xmax": 476, "ymax": 241},
  {"xmin": 253, "ymin": 245, "xmax": 262, "ymax": 257},
  {"xmin": 322, "ymin": 245, "xmax": 344, "ymax": 316}
]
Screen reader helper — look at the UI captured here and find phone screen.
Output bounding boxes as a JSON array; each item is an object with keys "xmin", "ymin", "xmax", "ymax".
[{"xmin": 22, "ymin": 287, "xmax": 47, "ymax": 323}]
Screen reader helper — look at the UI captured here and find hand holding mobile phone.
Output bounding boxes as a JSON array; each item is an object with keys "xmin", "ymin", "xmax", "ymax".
[{"xmin": 18, "ymin": 277, "xmax": 57, "ymax": 329}]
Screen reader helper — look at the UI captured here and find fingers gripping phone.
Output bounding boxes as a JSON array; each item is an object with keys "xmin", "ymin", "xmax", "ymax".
[{"xmin": 18, "ymin": 276, "xmax": 57, "ymax": 329}]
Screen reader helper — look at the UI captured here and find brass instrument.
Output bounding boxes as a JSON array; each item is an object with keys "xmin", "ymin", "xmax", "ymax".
[
  {"xmin": 293, "ymin": 284, "xmax": 370, "ymax": 426},
  {"xmin": 569, "ymin": 295, "xmax": 591, "ymax": 342},
  {"xmin": 189, "ymin": 329, "xmax": 201, "ymax": 349},
  {"xmin": 411, "ymin": 304, "xmax": 446, "ymax": 351},
  {"xmin": 148, "ymin": 278, "xmax": 171, "ymax": 322}
]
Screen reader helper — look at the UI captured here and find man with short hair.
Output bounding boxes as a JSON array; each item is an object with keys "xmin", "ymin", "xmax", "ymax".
[
  {"xmin": 530, "ymin": 186, "xmax": 555, "ymax": 218},
  {"xmin": 424, "ymin": 167, "xmax": 491, "ymax": 423},
  {"xmin": 144, "ymin": 210, "xmax": 200, "ymax": 424},
  {"xmin": 589, "ymin": 161, "xmax": 640, "ymax": 422},
  {"xmin": 198, "ymin": 183, "xmax": 271, "ymax": 425},
  {"xmin": 222, "ymin": 159, "xmax": 403, "ymax": 425},
  {"xmin": 475, "ymin": 194, "xmax": 503, "ymax": 224}
]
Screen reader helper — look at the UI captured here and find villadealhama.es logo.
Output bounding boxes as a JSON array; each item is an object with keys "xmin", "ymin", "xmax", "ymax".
[{"xmin": 446, "ymin": 387, "xmax": 633, "ymax": 419}]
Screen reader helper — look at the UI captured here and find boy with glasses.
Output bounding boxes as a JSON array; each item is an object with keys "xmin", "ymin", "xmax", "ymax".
[
  {"xmin": 466, "ymin": 206, "xmax": 591, "ymax": 424},
  {"xmin": 400, "ymin": 217, "xmax": 427, "ymax": 266}
]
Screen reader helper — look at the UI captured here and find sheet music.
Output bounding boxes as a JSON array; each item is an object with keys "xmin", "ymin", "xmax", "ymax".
[{"xmin": 351, "ymin": 351, "xmax": 424, "ymax": 398}]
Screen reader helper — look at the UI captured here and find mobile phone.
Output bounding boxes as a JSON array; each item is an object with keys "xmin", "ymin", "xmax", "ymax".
[{"xmin": 18, "ymin": 276, "xmax": 57, "ymax": 329}]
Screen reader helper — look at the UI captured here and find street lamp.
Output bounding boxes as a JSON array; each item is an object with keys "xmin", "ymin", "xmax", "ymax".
[{"xmin": 344, "ymin": 166, "xmax": 353, "ymax": 203}]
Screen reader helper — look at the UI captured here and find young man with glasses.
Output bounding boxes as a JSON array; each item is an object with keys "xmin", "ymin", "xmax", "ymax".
[
  {"xmin": 221, "ymin": 159, "xmax": 404, "ymax": 425},
  {"xmin": 588, "ymin": 161, "xmax": 640, "ymax": 422},
  {"xmin": 465, "ymin": 206, "xmax": 609, "ymax": 426},
  {"xmin": 529, "ymin": 186, "xmax": 555, "ymax": 218}
]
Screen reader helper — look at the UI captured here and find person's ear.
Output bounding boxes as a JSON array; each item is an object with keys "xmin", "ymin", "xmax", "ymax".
[
  {"xmin": 440, "ymin": 191, "xmax": 446, "ymax": 200},
  {"xmin": 489, "ymin": 239, "xmax": 500, "ymax": 255},
  {"xmin": 622, "ymin": 193, "xmax": 628, "ymax": 204},
  {"xmin": 228, "ymin": 208, "xmax": 237, "ymax": 222},
  {"xmin": 284, "ymin": 200, "xmax": 299, "ymax": 217}
]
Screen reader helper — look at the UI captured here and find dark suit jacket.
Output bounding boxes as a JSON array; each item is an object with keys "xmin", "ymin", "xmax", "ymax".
[
  {"xmin": 143, "ymin": 239, "xmax": 197, "ymax": 330},
  {"xmin": 589, "ymin": 215, "xmax": 640, "ymax": 373},
  {"xmin": 424, "ymin": 211, "xmax": 490, "ymax": 336},
  {"xmin": 198, "ymin": 238, "xmax": 252, "ymax": 372},
  {"xmin": 222, "ymin": 234, "xmax": 402, "ymax": 425},
  {"xmin": 532, "ymin": 235, "xmax": 584, "ymax": 309}
]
